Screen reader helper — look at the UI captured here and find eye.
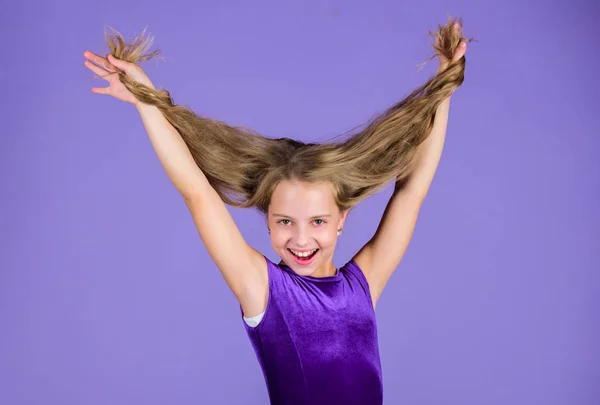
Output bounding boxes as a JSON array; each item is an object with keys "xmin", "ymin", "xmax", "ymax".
[
  {"xmin": 278, "ymin": 219, "xmax": 291, "ymax": 225},
  {"xmin": 313, "ymin": 219, "xmax": 325, "ymax": 226}
]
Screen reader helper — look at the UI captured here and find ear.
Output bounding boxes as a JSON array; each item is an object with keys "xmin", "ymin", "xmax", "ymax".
[{"xmin": 338, "ymin": 208, "xmax": 350, "ymax": 227}]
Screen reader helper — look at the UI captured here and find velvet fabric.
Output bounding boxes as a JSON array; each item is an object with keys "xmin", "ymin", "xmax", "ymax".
[{"xmin": 243, "ymin": 255, "xmax": 383, "ymax": 405}]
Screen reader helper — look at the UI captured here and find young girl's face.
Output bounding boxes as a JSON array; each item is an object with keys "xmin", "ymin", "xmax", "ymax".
[{"xmin": 267, "ymin": 179, "xmax": 347, "ymax": 277}]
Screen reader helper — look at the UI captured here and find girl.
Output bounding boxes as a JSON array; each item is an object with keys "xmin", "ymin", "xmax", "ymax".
[{"xmin": 83, "ymin": 18, "xmax": 468, "ymax": 405}]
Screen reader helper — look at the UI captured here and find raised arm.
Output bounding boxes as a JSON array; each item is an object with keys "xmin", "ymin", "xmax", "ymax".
[
  {"xmin": 352, "ymin": 96, "xmax": 451, "ymax": 306},
  {"xmin": 140, "ymin": 102, "xmax": 264, "ymax": 282},
  {"xmin": 352, "ymin": 29, "xmax": 467, "ymax": 306},
  {"xmin": 136, "ymin": 103, "xmax": 268, "ymax": 317},
  {"xmin": 85, "ymin": 51, "xmax": 268, "ymax": 317}
]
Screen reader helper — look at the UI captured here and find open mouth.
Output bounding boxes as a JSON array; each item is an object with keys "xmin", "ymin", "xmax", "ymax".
[{"xmin": 288, "ymin": 248, "xmax": 319, "ymax": 264}]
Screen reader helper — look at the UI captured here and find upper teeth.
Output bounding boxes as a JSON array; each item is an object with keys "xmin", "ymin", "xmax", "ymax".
[{"xmin": 290, "ymin": 249, "xmax": 317, "ymax": 257}]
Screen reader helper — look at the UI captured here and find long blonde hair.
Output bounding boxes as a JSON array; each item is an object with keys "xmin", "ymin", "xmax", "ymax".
[{"xmin": 102, "ymin": 18, "xmax": 469, "ymax": 214}]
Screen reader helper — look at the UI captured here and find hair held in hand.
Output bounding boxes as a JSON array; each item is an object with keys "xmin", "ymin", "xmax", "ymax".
[{"xmin": 102, "ymin": 18, "xmax": 471, "ymax": 214}]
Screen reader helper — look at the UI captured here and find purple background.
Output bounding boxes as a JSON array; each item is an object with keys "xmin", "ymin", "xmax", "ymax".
[{"xmin": 1, "ymin": 0, "xmax": 598, "ymax": 404}]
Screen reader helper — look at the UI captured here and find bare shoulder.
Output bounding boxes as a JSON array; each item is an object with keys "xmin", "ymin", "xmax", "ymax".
[
  {"xmin": 237, "ymin": 246, "xmax": 270, "ymax": 318},
  {"xmin": 182, "ymin": 189, "xmax": 269, "ymax": 318},
  {"xmin": 351, "ymin": 244, "xmax": 374, "ymax": 280},
  {"xmin": 351, "ymin": 245, "xmax": 379, "ymax": 306}
]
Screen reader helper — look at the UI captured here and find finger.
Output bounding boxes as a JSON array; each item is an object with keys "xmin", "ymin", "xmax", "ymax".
[
  {"xmin": 83, "ymin": 51, "xmax": 116, "ymax": 72},
  {"xmin": 91, "ymin": 86, "xmax": 111, "ymax": 95},
  {"xmin": 107, "ymin": 55, "xmax": 130, "ymax": 73},
  {"xmin": 84, "ymin": 60, "xmax": 114, "ymax": 80}
]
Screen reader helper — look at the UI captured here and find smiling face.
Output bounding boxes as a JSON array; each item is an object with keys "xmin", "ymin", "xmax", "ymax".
[{"xmin": 267, "ymin": 179, "xmax": 348, "ymax": 277}]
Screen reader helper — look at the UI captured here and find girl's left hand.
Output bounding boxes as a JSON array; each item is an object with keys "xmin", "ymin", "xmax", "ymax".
[{"xmin": 437, "ymin": 22, "xmax": 467, "ymax": 73}]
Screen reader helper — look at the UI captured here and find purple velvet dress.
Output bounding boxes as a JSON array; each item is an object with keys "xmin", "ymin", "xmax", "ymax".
[{"xmin": 243, "ymin": 255, "xmax": 383, "ymax": 405}]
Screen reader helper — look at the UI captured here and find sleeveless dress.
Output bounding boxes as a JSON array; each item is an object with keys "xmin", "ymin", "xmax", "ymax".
[{"xmin": 242, "ymin": 255, "xmax": 383, "ymax": 405}]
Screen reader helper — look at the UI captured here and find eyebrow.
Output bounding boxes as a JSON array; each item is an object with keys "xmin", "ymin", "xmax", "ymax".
[{"xmin": 272, "ymin": 214, "xmax": 332, "ymax": 219}]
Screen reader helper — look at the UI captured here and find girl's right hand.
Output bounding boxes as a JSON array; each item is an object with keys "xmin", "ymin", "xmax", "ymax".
[{"xmin": 84, "ymin": 51, "xmax": 155, "ymax": 106}]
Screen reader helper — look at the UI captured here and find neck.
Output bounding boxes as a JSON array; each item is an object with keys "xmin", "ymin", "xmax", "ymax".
[
  {"xmin": 279, "ymin": 260, "xmax": 337, "ymax": 277},
  {"xmin": 311, "ymin": 260, "xmax": 337, "ymax": 278}
]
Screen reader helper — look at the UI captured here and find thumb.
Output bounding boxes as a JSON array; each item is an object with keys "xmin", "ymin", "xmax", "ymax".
[
  {"xmin": 107, "ymin": 54, "xmax": 129, "ymax": 72},
  {"xmin": 452, "ymin": 41, "xmax": 467, "ymax": 63}
]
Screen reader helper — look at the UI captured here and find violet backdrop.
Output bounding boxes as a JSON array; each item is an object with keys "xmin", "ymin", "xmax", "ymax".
[{"xmin": 1, "ymin": 0, "xmax": 599, "ymax": 404}]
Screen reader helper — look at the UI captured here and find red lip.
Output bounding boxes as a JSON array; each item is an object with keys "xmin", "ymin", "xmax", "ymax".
[{"xmin": 288, "ymin": 249, "xmax": 319, "ymax": 266}]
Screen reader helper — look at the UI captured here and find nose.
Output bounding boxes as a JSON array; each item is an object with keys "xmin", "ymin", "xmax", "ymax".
[{"xmin": 293, "ymin": 225, "xmax": 311, "ymax": 247}]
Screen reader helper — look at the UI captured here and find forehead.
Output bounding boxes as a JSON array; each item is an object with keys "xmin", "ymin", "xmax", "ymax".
[{"xmin": 270, "ymin": 180, "xmax": 336, "ymax": 215}]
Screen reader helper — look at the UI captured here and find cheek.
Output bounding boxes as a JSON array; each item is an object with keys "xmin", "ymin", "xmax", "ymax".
[
  {"xmin": 316, "ymin": 228, "xmax": 338, "ymax": 249},
  {"xmin": 270, "ymin": 231, "xmax": 289, "ymax": 248}
]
